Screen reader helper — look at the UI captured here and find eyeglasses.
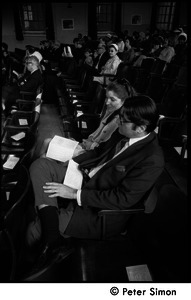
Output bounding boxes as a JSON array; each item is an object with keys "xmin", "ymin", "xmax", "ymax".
[{"xmin": 119, "ymin": 115, "xmax": 132, "ymax": 125}]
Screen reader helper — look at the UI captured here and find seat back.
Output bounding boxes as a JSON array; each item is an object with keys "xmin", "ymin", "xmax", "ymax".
[
  {"xmin": 0, "ymin": 164, "xmax": 31, "ymax": 280},
  {"xmin": 114, "ymin": 62, "xmax": 130, "ymax": 80},
  {"xmin": 89, "ymin": 83, "xmax": 106, "ymax": 115},
  {"xmin": 150, "ymin": 58, "xmax": 167, "ymax": 75},
  {"xmin": 98, "ymin": 184, "xmax": 158, "ymax": 240}
]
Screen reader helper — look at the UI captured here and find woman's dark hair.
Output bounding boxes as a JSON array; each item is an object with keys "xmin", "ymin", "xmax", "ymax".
[
  {"xmin": 106, "ymin": 79, "xmax": 137, "ymax": 102},
  {"xmin": 121, "ymin": 95, "xmax": 159, "ymax": 133},
  {"xmin": 116, "ymin": 78, "xmax": 137, "ymax": 98}
]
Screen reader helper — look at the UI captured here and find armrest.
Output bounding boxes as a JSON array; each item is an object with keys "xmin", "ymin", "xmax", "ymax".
[
  {"xmin": 20, "ymin": 91, "xmax": 35, "ymax": 96},
  {"xmin": 4, "ymin": 125, "xmax": 30, "ymax": 130},
  {"xmin": 98, "ymin": 207, "xmax": 145, "ymax": 216},
  {"xmin": 16, "ymin": 99, "xmax": 35, "ymax": 105},
  {"xmin": 98, "ymin": 207, "xmax": 145, "ymax": 240},
  {"xmin": 66, "ymin": 84, "xmax": 81, "ymax": 89},
  {"xmin": 73, "ymin": 101, "xmax": 91, "ymax": 106},
  {"xmin": 70, "ymin": 91, "xmax": 86, "ymax": 96},
  {"xmin": 76, "ymin": 113, "xmax": 100, "ymax": 119}
]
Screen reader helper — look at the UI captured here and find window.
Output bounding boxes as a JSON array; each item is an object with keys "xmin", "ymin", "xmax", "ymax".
[
  {"xmin": 156, "ymin": 2, "xmax": 176, "ymax": 30},
  {"xmin": 96, "ymin": 3, "xmax": 113, "ymax": 31},
  {"xmin": 21, "ymin": 3, "xmax": 46, "ymax": 34}
]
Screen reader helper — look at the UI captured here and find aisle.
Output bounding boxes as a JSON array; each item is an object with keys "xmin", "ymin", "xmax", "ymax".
[{"xmin": 34, "ymin": 104, "xmax": 65, "ymax": 157}]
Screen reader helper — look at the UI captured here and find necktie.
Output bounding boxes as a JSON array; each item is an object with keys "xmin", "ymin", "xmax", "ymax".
[
  {"xmin": 114, "ymin": 138, "xmax": 129, "ymax": 156},
  {"xmin": 88, "ymin": 138, "xmax": 129, "ymax": 178}
]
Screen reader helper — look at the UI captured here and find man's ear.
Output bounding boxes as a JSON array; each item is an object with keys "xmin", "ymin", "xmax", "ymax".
[{"xmin": 136, "ymin": 125, "xmax": 146, "ymax": 133}]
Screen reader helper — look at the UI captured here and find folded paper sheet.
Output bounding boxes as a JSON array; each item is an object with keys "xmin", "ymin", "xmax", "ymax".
[
  {"xmin": 46, "ymin": 135, "xmax": 79, "ymax": 162},
  {"xmin": 63, "ymin": 159, "xmax": 83, "ymax": 189}
]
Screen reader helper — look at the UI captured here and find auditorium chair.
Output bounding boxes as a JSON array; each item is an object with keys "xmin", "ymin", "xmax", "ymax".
[
  {"xmin": 98, "ymin": 183, "xmax": 158, "ymax": 240},
  {"xmin": 62, "ymin": 83, "xmax": 106, "ymax": 140},
  {"xmin": 146, "ymin": 61, "xmax": 181, "ymax": 103},
  {"xmin": 0, "ymin": 164, "xmax": 31, "ymax": 281},
  {"xmin": 21, "ymin": 181, "xmax": 160, "ymax": 282},
  {"xmin": 1, "ymin": 131, "xmax": 36, "ymax": 176},
  {"xmin": 132, "ymin": 57, "xmax": 156, "ymax": 93}
]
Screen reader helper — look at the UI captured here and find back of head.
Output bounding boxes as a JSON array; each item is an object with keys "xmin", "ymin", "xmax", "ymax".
[{"xmin": 122, "ymin": 95, "xmax": 159, "ymax": 133}]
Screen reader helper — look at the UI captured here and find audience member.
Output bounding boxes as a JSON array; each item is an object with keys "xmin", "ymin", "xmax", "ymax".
[
  {"xmin": 79, "ymin": 80, "xmax": 137, "ymax": 150},
  {"xmin": 93, "ymin": 44, "xmax": 121, "ymax": 85},
  {"xmin": 92, "ymin": 43, "xmax": 110, "ymax": 75},
  {"xmin": 118, "ymin": 37, "xmax": 135, "ymax": 65},
  {"xmin": 28, "ymin": 94, "xmax": 164, "ymax": 271},
  {"xmin": 172, "ymin": 34, "xmax": 187, "ymax": 66},
  {"xmin": 2, "ymin": 55, "xmax": 43, "ymax": 114},
  {"xmin": 39, "ymin": 80, "xmax": 137, "ymax": 156},
  {"xmin": 158, "ymin": 35, "xmax": 175, "ymax": 64},
  {"xmin": 83, "ymin": 48, "xmax": 94, "ymax": 67}
]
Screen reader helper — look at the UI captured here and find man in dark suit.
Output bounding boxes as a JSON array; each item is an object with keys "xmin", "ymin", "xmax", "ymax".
[
  {"xmin": 29, "ymin": 95, "xmax": 164, "ymax": 269},
  {"xmin": 92, "ymin": 43, "xmax": 110, "ymax": 75},
  {"xmin": 2, "ymin": 55, "xmax": 43, "ymax": 113}
]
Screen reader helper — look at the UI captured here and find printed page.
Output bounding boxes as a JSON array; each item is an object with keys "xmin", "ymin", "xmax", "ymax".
[
  {"xmin": 126, "ymin": 264, "xmax": 153, "ymax": 282},
  {"xmin": 46, "ymin": 135, "xmax": 79, "ymax": 162},
  {"xmin": 19, "ymin": 119, "xmax": 28, "ymax": 125},
  {"xmin": 3, "ymin": 156, "xmax": 20, "ymax": 170},
  {"xmin": 11, "ymin": 132, "xmax": 26, "ymax": 141},
  {"xmin": 63, "ymin": 159, "xmax": 83, "ymax": 189}
]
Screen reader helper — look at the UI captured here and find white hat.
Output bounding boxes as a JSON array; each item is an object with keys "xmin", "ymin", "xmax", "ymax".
[
  {"xmin": 179, "ymin": 32, "xmax": 187, "ymax": 41},
  {"xmin": 109, "ymin": 43, "xmax": 118, "ymax": 51}
]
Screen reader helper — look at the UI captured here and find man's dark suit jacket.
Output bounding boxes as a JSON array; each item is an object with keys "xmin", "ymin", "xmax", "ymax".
[
  {"xmin": 20, "ymin": 69, "xmax": 43, "ymax": 93},
  {"xmin": 93, "ymin": 51, "xmax": 110, "ymax": 74},
  {"xmin": 65, "ymin": 130, "xmax": 165, "ymax": 239}
]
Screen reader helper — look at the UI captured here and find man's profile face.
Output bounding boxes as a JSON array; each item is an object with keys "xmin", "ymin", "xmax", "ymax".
[{"xmin": 118, "ymin": 108, "xmax": 137, "ymax": 138}]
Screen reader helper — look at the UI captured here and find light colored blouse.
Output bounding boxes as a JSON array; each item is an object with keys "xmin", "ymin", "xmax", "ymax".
[
  {"xmin": 93, "ymin": 55, "xmax": 121, "ymax": 85},
  {"xmin": 85, "ymin": 109, "xmax": 120, "ymax": 150}
]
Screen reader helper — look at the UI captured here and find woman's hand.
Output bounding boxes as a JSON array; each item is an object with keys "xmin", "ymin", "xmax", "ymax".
[
  {"xmin": 43, "ymin": 182, "xmax": 77, "ymax": 199},
  {"xmin": 81, "ymin": 139, "xmax": 93, "ymax": 150}
]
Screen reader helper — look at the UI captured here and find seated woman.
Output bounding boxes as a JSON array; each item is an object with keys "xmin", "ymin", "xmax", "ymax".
[
  {"xmin": 93, "ymin": 44, "xmax": 122, "ymax": 86},
  {"xmin": 39, "ymin": 79, "xmax": 137, "ymax": 157}
]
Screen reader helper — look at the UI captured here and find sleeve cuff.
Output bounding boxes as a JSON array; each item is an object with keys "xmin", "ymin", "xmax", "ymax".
[{"xmin": 76, "ymin": 189, "xmax": 82, "ymax": 206}]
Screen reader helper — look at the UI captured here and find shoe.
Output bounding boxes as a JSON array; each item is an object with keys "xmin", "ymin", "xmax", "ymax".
[{"xmin": 23, "ymin": 236, "xmax": 74, "ymax": 280}]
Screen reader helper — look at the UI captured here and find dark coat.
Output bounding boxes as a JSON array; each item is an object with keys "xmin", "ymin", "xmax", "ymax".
[
  {"xmin": 20, "ymin": 69, "xmax": 43, "ymax": 93},
  {"xmin": 65, "ymin": 131, "xmax": 164, "ymax": 239},
  {"xmin": 93, "ymin": 51, "xmax": 110, "ymax": 74}
]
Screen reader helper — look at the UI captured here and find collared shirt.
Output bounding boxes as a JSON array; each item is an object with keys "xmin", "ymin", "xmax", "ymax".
[{"xmin": 76, "ymin": 133, "xmax": 150, "ymax": 206}]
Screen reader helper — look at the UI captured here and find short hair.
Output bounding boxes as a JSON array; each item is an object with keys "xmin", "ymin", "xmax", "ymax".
[
  {"xmin": 121, "ymin": 95, "xmax": 159, "ymax": 133},
  {"xmin": 26, "ymin": 55, "xmax": 40, "ymax": 66}
]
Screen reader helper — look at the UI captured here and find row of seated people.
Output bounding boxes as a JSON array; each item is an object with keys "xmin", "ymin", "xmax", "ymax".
[
  {"xmin": 2, "ymin": 26, "xmax": 187, "ymax": 83},
  {"xmin": 57, "ymin": 37, "xmax": 187, "ymax": 129},
  {"xmin": 23, "ymin": 62, "xmax": 187, "ymax": 280},
  {"xmin": 0, "ymin": 36, "xmax": 187, "ymax": 280}
]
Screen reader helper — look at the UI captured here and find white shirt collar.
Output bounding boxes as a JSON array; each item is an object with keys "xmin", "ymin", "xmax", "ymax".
[{"xmin": 129, "ymin": 133, "xmax": 150, "ymax": 146}]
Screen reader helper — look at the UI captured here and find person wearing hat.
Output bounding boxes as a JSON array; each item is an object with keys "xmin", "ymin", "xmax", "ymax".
[{"xmin": 93, "ymin": 43, "xmax": 122, "ymax": 85}]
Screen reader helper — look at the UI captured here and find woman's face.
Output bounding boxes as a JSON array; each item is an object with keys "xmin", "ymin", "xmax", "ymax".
[
  {"xmin": 109, "ymin": 47, "xmax": 117, "ymax": 57},
  {"xmin": 105, "ymin": 90, "xmax": 123, "ymax": 112}
]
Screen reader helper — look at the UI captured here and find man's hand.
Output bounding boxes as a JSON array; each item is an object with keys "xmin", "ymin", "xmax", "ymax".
[{"xmin": 43, "ymin": 182, "xmax": 77, "ymax": 199}]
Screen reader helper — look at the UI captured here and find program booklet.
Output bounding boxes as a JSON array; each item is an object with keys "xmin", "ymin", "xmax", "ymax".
[{"xmin": 46, "ymin": 135, "xmax": 79, "ymax": 162}]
